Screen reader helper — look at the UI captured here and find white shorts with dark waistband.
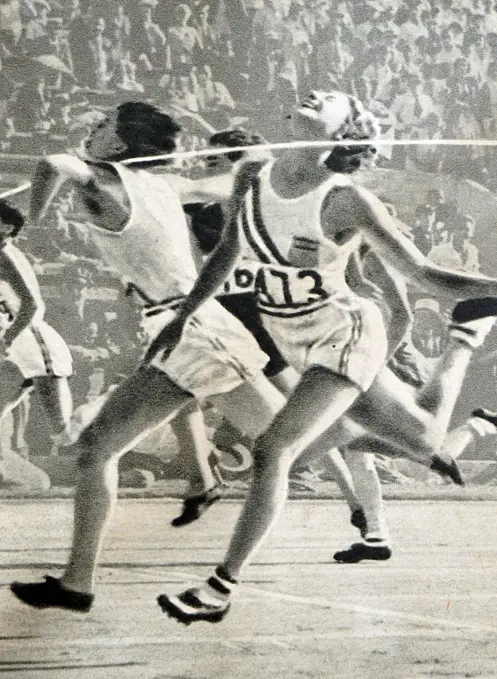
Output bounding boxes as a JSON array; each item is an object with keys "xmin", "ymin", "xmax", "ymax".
[
  {"xmin": 7, "ymin": 321, "xmax": 73, "ymax": 379},
  {"xmin": 260, "ymin": 293, "xmax": 388, "ymax": 392},
  {"xmin": 143, "ymin": 297, "xmax": 269, "ymax": 400}
]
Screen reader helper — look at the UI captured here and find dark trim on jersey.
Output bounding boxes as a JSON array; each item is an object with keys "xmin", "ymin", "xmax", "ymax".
[
  {"xmin": 293, "ymin": 236, "xmax": 318, "ymax": 244},
  {"xmin": 291, "ymin": 244, "xmax": 318, "ymax": 252},
  {"xmin": 31, "ymin": 325, "xmax": 54, "ymax": 375},
  {"xmin": 239, "ymin": 202, "xmax": 271, "ymax": 264},
  {"xmin": 251, "ymin": 177, "xmax": 290, "ymax": 266},
  {"xmin": 258, "ymin": 302, "xmax": 329, "ymax": 318},
  {"xmin": 125, "ymin": 282, "xmax": 157, "ymax": 306},
  {"xmin": 143, "ymin": 295, "xmax": 186, "ymax": 315},
  {"xmin": 338, "ymin": 309, "xmax": 363, "ymax": 376}
]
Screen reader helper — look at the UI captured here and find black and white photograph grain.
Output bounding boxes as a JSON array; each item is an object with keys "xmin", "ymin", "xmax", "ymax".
[{"xmin": 2, "ymin": 1, "xmax": 497, "ymax": 677}]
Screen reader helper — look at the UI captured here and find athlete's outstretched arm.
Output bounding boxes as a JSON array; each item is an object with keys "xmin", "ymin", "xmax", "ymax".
[
  {"xmin": 163, "ymin": 172, "xmax": 234, "ymax": 205},
  {"xmin": 30, "ymin": 155, "xmax": 94, "ymax": 223},
  {"xmin": 0, "ymin": 249, "xmax": 39, "ymax": 346},
  {"xmin": 177, "ymin": 161, "xmax": 266, "ymax": 318},
  {"xmin": 334, "ymin": 185, "xmax": 497, "ymax": 299}
]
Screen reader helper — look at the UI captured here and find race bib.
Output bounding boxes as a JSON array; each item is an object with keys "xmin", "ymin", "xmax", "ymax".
[
  {"xmin": 254, "ymin": 264, "xmax": 329, "ymax": 309},
  {"xmin": 218, "ymin": 260, "xmax": 259, "ymax": 296}
]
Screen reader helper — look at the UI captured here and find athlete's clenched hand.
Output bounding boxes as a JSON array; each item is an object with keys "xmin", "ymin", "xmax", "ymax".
[{"xmin": 142, "ymin": 313, "xmax": 186, "ymax": 366}]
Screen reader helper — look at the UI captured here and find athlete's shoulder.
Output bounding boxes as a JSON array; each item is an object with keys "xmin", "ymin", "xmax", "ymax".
[
  {"xmin": 323, "ymin": 181, "xmax": 385, "ymax": 217},
  {"xmin": 322, "ymin": 179, "xmax": 362, "ymax": 214},
  {"xmin": 42, "ymin": 153, "xmax": 96, "ymax": 185}
]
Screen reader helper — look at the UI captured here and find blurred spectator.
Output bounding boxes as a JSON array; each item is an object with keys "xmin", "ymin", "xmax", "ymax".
[
  {"xmin": 21, "ymin": 0, "xmax": 51, "ymax": 52},
  {"xmin": 194, "ymin": 3, "xmax": 217, "ymax": 57},
  {"xmin": 479, "ymin": 60, "xmax": 497, "ymax": 136},
  {"xmin": 424, "ymin": 189, "xmax": 458, "ymax": 226},
  {"xmin": 426, "ymin": 221, "xmax": 464, "ymax": 270},
  {"xmin": 348, "ymin": 39, "xmax": 393, "ymax": 104},
  {"xmin": 197, "ymin": 63, "xmax": 235, "ymax": 121},
  {"xmin": 129, "ymin": 0, "xmax": 167, "ymax": 74},
  {"xmin": 392, "ymin": 5, "xmax": 428, "ymax": 41},
  {"xmin": 89, "ymin": 17, "xmax": 114, "ymax": 91},
  {"xmin": 412, "ymin": 204, "xmax": 436, "ymax": 256},
  {"xmin": 0, "ymin": 0, "xmax": 25, "ymax": 51},
  {"xmin": 168, "ymin": 69, "xmax": 200, "ymax": 112},
  {"xmin": 452, "ymin": 214, "xmax": 480, "ymax": 272},
  {"xmin": 388, "ymin": 75, "xmax": 421, "ymax": 135},
  {"xmin": 9, "ymin": 73, "xmax": 51, "ymax": 132},
  {"xmin": 167, "ymin": 3, "xmax": 202, "ymax": 70},
  {"xmin": 67, "ymin": 0, "xmax": 93, "ymax": 85},
  {"xmin": 280, "ymin": 0, "xmax": 311, "ymax": 94}
]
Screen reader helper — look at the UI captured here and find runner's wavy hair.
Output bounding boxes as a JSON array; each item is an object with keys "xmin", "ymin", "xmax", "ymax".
[
  {"xmin": 324, "ymin": 94, "xmax": 380, "ymax": 174},
  {"xmin": 105, "ymin": 102, "xmax": 182, "ymax": 161},
  {"xmin": 209, "ymin": 129, "xmax": 266, "ymax": 162},
  {"xmin": 0, "ymin": 199, "xmax": 24, "ymax": 238}
]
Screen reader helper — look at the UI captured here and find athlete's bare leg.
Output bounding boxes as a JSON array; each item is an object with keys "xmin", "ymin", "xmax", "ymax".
[
  {"xmin": 11, "ymin": 395, "xmax": 30, "ymax": 458},
  {"xmin": 34, "ymin": 377, "xmax": 73, "ymax": 449},
  {"xmin": 157, "ymin": 368, "xmax": 362, "ymax": 621},
  {"xmin": 220, "ymin": 368, "xmax": 360, "ymax": 579},
  {"xmin": 60, "ymin": 366, "xmax": 194, "ymax": 595},
  {"xmin": 169, "ymin": 401, "xmax": 223, "ymax": 528},
  {"xmin": 268, "ymin": 366, "xmax": 299, "ymax": 395},
  {"xmin": 170, "ymin": 401, "xmax": 218, "ymax": 496},
  {"xmin": 324, "ymin": 448, "xmax": 363, "ymax": 511},
  {"xmin": 440, "ymin": 417, "xmax": 495, "ymax": 462},
  {"xmin": 211, "ymin": 374, "xmax": 286, "ymax": 440},
  {"xmin": 342, "ymin": 448, "xmax": 388, "ymax": 542},
  {"xmin": 270, "ymin": 366, "xmax": 363, "ymax": 516},
  {"xmin": 0, "ymin": 361, "xmax": 33, "ymax": 420},
  {"xmin": 348, "ymin": 336, "xmax": 475, "ymax": 461}
]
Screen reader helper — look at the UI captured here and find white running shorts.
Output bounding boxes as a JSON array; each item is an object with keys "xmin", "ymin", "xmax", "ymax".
[
  {"xmin": 143, "ymin": 298, "xmax": 269, "ymax": 400},
  {"xmin": 260, "ymin": 293, "xmax": 388, "ymax": 392},
  {"xmin": 7, "ymin": 321, "xmax": 73, "ymax": 379}
]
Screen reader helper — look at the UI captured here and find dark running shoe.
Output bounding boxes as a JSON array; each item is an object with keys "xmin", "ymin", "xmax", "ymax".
[
  {"xmin": 158, "ymin": 588, "xmax": 231, "ymax": 625},
  {"xmin": 350, "ymin": 508, "xmax": 367, "ymax": 538},
  {"xmin": 10, "ymin": 576, "xmax": 94, "ymax": 613},
  {"xmin": 171, "ymin": 485, "xmax": 223, "ymax": 527},
  {"xmin": 158, "ymin": 566, "xmax": 235, "ymax": 625},
  {"xmin": 472, "ymin": 408, "xmax": 497, "ymax": 429},
  {"xmin": 430, "ymin": 454, "xmax": 464, "ymax": 486},
  {"xmin": 452, "ymin": 298, "xmax": 497, "ymax": 324},
  {"xmin": 334, "ymin": 541, "xmax": 392, "ymax": 564}
]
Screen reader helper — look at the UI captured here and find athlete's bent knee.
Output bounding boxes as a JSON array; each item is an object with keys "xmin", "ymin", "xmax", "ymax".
[
  {"xmin": 71, "ymin": 426, "xmax": 114, "ymax": 469},
  {"xmin": 251, "ymin": 434, "xmax": 296, "ymax": 476}
]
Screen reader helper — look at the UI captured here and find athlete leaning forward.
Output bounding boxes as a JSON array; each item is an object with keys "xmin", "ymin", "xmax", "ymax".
[
  {"xmin": 10, "ymin": 94, "xmax": 497, "ymax": 619},
  {"xmin": 149, "ymin": 90, "xmax": 497, "ymax": 623}
]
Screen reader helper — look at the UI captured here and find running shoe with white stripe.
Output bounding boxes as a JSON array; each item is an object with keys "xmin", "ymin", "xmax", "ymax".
[{"xmin": 158, "ymin": 566, "xmax": 235, "ymax": 625}]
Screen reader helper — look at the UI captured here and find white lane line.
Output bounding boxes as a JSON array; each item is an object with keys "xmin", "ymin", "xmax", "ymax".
[
  {"xmin": 239, "ymin": 586, "xmax": 497, "ymax": 635},
  {"xmin": 3, "ymin": 569, "xmax": 497, "ymax": 639},
  {"xmin": 0, "ymin": 628, "xmax": 492, "ymax": 652},
  {"xmin": 164, "ymin": 570, "xmax": 497, "ymax": 636}
]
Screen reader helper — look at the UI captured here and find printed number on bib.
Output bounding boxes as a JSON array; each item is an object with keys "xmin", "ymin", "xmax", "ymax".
[
  {"xmin": 221, "ymin": 263, "xmax": 258, "ymax": 295},
  {"xmin": 255, "ymin": 267, "xmax": 328, "ymax": 309}
]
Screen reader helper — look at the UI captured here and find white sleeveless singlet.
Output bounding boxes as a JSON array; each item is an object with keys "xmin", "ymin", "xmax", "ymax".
[
  {"xmin": 86, "ymin": 163, "xmax": 198, "ymax": 306},
  {"xmin": 237, "ymin": 161, "xmax": 362, "ymax": 318}
]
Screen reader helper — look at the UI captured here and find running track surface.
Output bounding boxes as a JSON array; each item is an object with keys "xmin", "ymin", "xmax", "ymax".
[{"xmin": 1, "ymin": 499, "xmax": 496, "ymax": 679}]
